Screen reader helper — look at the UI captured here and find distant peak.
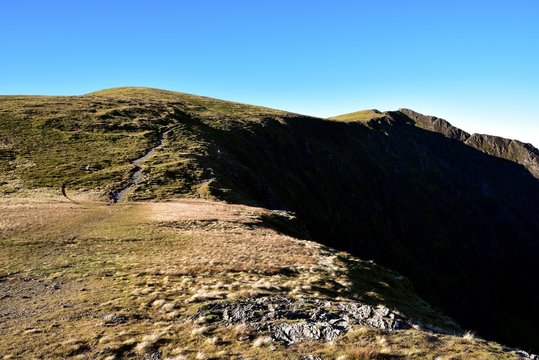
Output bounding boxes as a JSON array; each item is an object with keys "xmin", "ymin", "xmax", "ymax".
[
  {"xmin": 394, "ymin": 109, "xmax": 539, "ymax": 178},
  {"xmin": 329, "ymin": 109, "xmax": 384, "ymax": 122},
  {"xmin": 395, "ymin": 108, "xmax": 471, "ymax": 142},
  {"xmin": 85, "ymin": 86, "xmax": 186, "ymax": 98}
]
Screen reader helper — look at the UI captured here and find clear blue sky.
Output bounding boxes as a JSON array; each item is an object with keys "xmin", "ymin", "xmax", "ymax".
[{"xmin": 1, "ymin": 1, "xmax": 538, "ymax": 146}]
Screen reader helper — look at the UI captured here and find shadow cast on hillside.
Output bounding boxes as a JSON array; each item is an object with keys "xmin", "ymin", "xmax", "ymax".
[{"xmin": 177, "ymin": 111, "xmax": 539, "ymax": 352}]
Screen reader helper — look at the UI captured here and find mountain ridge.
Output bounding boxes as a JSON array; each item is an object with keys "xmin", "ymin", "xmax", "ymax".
[
  {"xmin": 333, "ymin": 107, "xmax": 539, "ymax": 179},
  {"xmin": 381, "ymin": 108, "xmax": 539, "ymax": 178}
]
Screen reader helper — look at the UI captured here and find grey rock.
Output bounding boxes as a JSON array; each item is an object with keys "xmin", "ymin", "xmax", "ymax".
[
  {"xmin": 191, "ymin": 296, "xmax": 413, "ymax": 345},
  {"xmin": 101, "ymin": 313, "xmax": 128, "ymax": 326},
  {"xmin": 515, "ymin": 350, "xmax": 539, "ymax": 359},
  {"xmin": 50, "ymin": 282, "xmax": 61, "ymax": 290},
  {"xmin": 144, "ymin": 351, "xmax": 161, "ymax": 360}
]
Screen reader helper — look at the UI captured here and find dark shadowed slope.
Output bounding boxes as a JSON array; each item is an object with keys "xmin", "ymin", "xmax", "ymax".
[
  {"xmin": 1, "ymin": 87, "xmax": 539, "ymax": 352},
  {"xmin": 194, "ymin": 109, "xmax": 539, "ymax": 352}
]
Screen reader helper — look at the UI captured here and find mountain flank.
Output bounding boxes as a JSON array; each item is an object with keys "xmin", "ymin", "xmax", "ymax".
[
  {"xmin": 1, "ymin": 87, "xmax": 539, "ymax": 357},
  {"xmin": 392, "ymin": 108, "xmax": 539, "ymax": 178}
]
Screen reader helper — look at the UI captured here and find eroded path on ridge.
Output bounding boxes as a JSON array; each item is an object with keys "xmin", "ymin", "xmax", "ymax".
[
  {"xmin": 116, "ymin": 128, "xmax": 175, "ymax": 201},
  {"xmin": 0, "ymin": 198, "xmax": 520, "ymax": 359}
]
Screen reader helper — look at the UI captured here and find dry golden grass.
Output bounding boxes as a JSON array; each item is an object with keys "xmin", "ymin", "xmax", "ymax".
[{"xmin": 0, "ymin": 198, "xmax": 522, "ymax": 359}]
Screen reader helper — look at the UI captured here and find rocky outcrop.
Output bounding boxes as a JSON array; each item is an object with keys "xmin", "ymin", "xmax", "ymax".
[{"xmin": 191, "ymin": 296, "xmax": 421, "ymax": 345}]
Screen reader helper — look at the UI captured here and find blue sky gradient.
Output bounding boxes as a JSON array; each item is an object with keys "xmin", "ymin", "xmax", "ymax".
[{"xmin": 1, "ymin": 1, "xmax": 538, "ymax": 146}]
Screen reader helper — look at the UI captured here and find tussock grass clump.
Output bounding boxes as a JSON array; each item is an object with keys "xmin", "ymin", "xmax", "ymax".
[
  {"xmin": 191, "ymin": 326, "xmax": 212, "ymax": 336},
  {"xmin": 252, "ymin": 336, "xmax": 273, "ymax": 348}
]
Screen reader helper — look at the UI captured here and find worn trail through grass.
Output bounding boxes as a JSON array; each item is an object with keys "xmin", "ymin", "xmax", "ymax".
[{"xmin": 117, "ymin": 127, "xmax": 177, "ymax": 202}]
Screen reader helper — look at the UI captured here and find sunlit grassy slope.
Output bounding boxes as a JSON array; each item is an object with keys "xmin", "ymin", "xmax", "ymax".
[
  {"xmin": 0, "ymin": 87, "xmax": 287, "ymax": 199},
  {"xmin": 329, "ymin": 109, "xmax": 385, "ymax": 122}
]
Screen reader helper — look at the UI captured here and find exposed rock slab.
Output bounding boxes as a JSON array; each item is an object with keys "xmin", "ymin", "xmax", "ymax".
[{"xmin": 191, "ymin": 296, "xmax": 412, "ymax": 345}]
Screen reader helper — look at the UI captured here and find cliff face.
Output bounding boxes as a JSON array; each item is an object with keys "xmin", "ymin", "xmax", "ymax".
[{"xmin": 395, "ymin": 108, "xmax": 539, "ymax": 179}]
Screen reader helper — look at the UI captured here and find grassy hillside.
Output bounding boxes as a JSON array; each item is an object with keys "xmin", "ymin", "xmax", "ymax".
[
  {"xmin": 0, "ymin": 87, "xmax": 288, "ymax": 199},
  {"xmin": 2, "ymin": 87, "xmax": 539, "ymax": 354},
  {"xmin": 2, "ymin": 198, "xmax": 522, "ymax": 359},
  {"xmin": 0, "ymin": 94, "xmax": 168, "ymax": 194}
]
